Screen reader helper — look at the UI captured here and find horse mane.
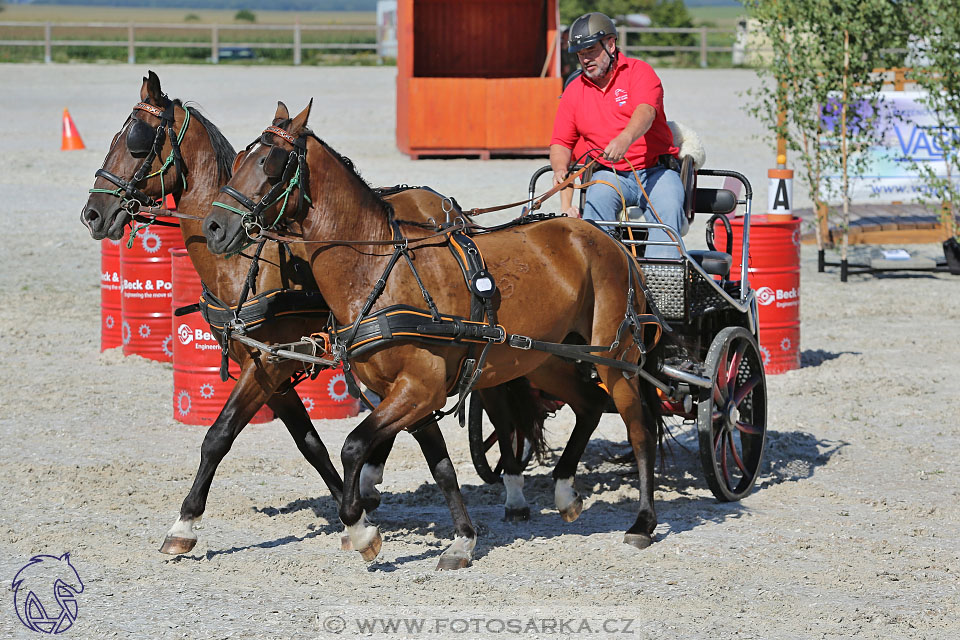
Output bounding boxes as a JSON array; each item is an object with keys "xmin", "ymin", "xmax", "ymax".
[
  {"xmin": 179, "ymin": 100, "xmax": 237, "ymax": 183},
  {"xmin": 273, "ymin": 118, "xmax": 392, "ymax": 220}
]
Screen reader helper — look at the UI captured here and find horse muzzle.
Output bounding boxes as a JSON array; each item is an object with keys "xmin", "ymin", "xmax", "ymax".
[
  {"xmin": 81, "ymin": 201, "xmax": 129, "ymax": 241},
  {"xmin": 203, "ymin": 209, "xmax": 245, "ymax": 255}
]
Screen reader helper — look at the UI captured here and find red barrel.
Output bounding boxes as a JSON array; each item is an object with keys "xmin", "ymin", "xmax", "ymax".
[
  {"xmin": 120, "ymin": 224, "xmax": 183, "ymax": 361},
  {"xmin": 171, "ymin": 248, "xmax": 273, "ymax": 426},
  {"xmin": 714, "ymin": 215, "xmax": 801, "ymax": 374},
  {"xmin": 295, "ymin": 368, "xmax": 361, "ymax": 419},
  {"xmin": 100, "ymin": 238, "xmax": 123, "ymax": 351}
]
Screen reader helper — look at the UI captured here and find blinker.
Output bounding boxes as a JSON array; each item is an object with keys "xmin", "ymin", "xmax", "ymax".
[
  {"xmin": 262, "ymin": 145, "xmax": 290, "ymax": 179},
  {"xmin": 126, "ymin": 119, "xmax": 156, "ymax": 157}
]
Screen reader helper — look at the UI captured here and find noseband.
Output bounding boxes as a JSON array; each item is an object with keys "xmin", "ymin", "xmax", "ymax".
[
  {"xmin": 213, "ymin": 125, "xmax": 310, "ymax": 239},
  {"xmin": 90, "ymin": 100, "xmax": 190, "ymax": 216}
]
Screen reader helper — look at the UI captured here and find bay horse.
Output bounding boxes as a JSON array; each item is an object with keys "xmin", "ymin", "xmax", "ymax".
[
  {"xmin": 203, "ymin": 101, "xmax": 664, "ymax": 568},
  {"xmin": 80, "ymin": 71, "xmax": 372, "ymax": 554},
  {"xmin": 79, "ymin": 73, "xmax": 551, "ymax": 556}
]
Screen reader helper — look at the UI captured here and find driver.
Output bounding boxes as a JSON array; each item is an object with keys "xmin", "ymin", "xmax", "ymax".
[{"xmin": 550, "ymin": 12, "xmax": 686, "ymax": 259}]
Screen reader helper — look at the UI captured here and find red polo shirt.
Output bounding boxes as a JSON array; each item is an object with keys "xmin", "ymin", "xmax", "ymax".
[{"xmin": 551, "ymin": 53, "xmax": 678, "ymax": 171}]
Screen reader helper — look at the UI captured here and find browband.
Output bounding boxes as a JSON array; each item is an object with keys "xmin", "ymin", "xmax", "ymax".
[
  {"xmin": 263, "ymin": 126, "xmax": 298, "ymax": 145},
  {"xmin": 134, "ymin": 102, "xmax": 165, "ymax": 118}
]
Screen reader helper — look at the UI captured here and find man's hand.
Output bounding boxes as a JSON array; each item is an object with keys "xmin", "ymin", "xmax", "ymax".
[
  {"xmin": 603, "ymin": 132, "xmax": 632, "ymax": 163},
  {"xmin": 563, "ymin": 205, "xmax": 581, "ymax": 218}
]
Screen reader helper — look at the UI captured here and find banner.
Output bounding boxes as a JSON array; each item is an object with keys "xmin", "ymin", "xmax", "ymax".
[{"xmin": 821, "ymin": 91, "xmax": 960, "ymax": 202}]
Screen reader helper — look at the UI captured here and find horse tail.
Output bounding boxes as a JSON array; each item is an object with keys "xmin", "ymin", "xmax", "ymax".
[
  {"xmin": 643, "ymin": 338, "xmax": 666, "ymax": 447},
  {"xmin": 497, "ymin": 377, "xmax": 550, "ymax": 463}
]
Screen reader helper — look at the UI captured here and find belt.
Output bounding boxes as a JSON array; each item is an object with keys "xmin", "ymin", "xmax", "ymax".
[{"xmin": 603, "ymin": 155, "xmax": 679, "ymax": 176}]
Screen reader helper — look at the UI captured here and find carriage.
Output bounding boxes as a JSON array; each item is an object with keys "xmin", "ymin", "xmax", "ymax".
[
  {"xmin": 467, "ymin": 162, "xmax": 767, "ymax": 502},
  {"xmin": 86, "ymin": 78, "xmax": 769, "ymax": 562}
]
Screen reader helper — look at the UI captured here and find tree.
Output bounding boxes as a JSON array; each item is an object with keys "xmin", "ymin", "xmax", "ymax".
[
  {"xmin": 234, "ymin": 9, "xmax": 256, "ymax": 23},
  {"xmin": 744, "ymin": 0, "xmax": 904, "ymax": 278},
  {"xmin": 905, "ymin": 0, "xmax": 960, "ymax": 251}
]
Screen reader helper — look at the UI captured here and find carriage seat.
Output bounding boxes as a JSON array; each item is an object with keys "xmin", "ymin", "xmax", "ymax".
[{"xmin": 687, "ymin": 250, "xmax": 732, "ymax": 278}]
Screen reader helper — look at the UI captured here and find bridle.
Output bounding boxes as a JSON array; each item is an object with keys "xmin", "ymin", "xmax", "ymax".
[
  {"xmin": 89, "ymin": 99, "xmax": 190, "ymax": 219},
  {"xmin": 213, "ymin": 125, "xmax": 311, "ymax": 240}
]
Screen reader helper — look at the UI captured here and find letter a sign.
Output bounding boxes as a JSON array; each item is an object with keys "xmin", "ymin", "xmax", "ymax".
[{"xmin": 767, "ymin": 168, "xmax": 793, "ymax": 218}]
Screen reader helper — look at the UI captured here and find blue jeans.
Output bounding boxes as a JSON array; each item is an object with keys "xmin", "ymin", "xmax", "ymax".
[{"xmin": 582, "ymin": 165, "xmax": 687, "ymax": 259}]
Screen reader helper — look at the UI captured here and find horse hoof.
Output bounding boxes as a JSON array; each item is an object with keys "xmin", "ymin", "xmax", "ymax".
[
  {"xmin": 623, "ymin": 533, "xmax": 653, "ymax": 549},
  {"xmin": 159, "ymin": 536, "xmax": 197, "ymax": 555},
  {"xmin": 436, "ymin": 554, "xmax": 470, "ymax": 571},
  {"xmin": 358, "ymin": 530, "xmax": 382, "ymax": 562},
  {"xmin": 340, "ymin": 534, "xmax": 354, "ymax": 552},
  {"xmin": 504, "ymin": 507, "xmax": 530, "ymax": 522},
  {"xmin": 559, "ymin": 496, "xmax": 583, "ymax": 523}
]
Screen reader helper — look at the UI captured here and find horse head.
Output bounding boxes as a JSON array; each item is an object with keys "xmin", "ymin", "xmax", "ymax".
[
  {"xmin": 81, "ymin": 70, "xmax": 206, "ymax": 240},
  {"xmin": 203, "ymin": 100, "xmax": 317, "ymax": 255}
]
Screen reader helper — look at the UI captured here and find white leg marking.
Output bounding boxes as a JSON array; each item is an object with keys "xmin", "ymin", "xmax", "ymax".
[
  {"xmin": 503, "ymin": 474, "xmax": 528, "ymax": 511},
  {"xmin": 166, "ymin": 515, "xmax": 200, "ymax": 541},
  {"xmin": 441, "ymin": 535, "xmax": 477, "ymax": 560},
  {"xmin": 555, "ymin": 477, "xmax": 579, "ymax": 513},
  {"xmin": 345, "ymin": 510, "xmax": 379, "ymax": 551},
  {"xmin": 359, "ymin": 463, "xmax": 384, "ymax": 502}
]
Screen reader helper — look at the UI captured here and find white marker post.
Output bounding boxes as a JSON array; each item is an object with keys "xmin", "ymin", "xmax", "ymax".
[{"xmin": 767, "ymin": 167, "xmax": 794, "ymax": 221}]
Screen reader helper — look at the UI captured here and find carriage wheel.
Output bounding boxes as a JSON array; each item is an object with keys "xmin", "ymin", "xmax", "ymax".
[
  {"xmin": 697, "ymin": 326, "xmax": 768, "ymax": 501},
  {"xmin": 467, "ymin": 393, "xmax": 534, "ymax": 485}
]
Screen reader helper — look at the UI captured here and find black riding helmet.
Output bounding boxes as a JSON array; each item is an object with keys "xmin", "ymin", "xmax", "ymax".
[{"xmin": 567, "ymin": 12, "xmax": 618, "ymax": 53}]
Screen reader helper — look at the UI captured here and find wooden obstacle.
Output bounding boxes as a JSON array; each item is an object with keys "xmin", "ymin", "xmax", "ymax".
[
  {"xmin": 395, "ymin": 0, "xmax": 562, "ymax": 159},
  {"xmin": 798, "ymin": 202, "xmax": 955, "ymax": 246}
]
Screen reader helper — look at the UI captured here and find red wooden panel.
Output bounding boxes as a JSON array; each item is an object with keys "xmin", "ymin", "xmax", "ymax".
[
  {"xmin": 485, "ymin": 77, "xmax": 561, "ymax": 149},
  {"xmin": 406, "ymin": 77, "xmax": 487, "ymax": 148},
  {"xmin": 413, "ymin": 0, "xmax": 548, "ymax": 78}
]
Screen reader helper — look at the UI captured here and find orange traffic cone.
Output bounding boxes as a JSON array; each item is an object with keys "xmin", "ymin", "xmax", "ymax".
[{"xmin": 61, "ymin": 108, "xmax": 85, "ymax": 151}]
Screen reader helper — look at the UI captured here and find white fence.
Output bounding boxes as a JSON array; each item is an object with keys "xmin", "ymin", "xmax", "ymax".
[
  {"xmin": 0, "ymin": 21, "xmax": 384, "ymax": 64},
  {"xmin": 0, "ymin": 22, "xmax": 742, "ymax": 67}
]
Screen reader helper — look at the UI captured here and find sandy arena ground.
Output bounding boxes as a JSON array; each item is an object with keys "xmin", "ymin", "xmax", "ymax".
[{"xmin": 1, "ymin": 64, "xmax": 958, "ymax": 639}]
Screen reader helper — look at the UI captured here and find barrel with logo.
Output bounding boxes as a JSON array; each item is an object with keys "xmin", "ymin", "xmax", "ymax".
[
  {"xmin": 171, "ymin": 248, "xmax": 273, "ymax": 425},
  {"xmin": 120, "ymin": 223, "xmax": 183, "ymax": 361},
  {"xmin": 100, "ymin": 238, "xmax": 123, "ymax": 351},
  {"xmin": 713, "ymin": 215, "xmax": 801, "ymax": 374},
  {"xmin": 295, "ymin": 368, "xmax": 361, "ymax": 420}
]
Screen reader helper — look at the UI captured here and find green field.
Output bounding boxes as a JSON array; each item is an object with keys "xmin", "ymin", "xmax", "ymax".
[
  {"xmin": 688, "ymin": 5, "xmax": 746, "ymax": 29},
  {"xmin": 0, "ymin": 4, "xmax": 380, "ymax": 65},
  {"xmin": 0, "ymin": 3, "xmax": 746, "ymax": 68},
  {"xmin": 0, "ymin": 4, "xmax": 375, "ymax": 25}
]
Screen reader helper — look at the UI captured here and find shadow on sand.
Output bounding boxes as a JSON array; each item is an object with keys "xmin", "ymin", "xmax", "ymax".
[{"xmin": 201, "ymin": 425, "xmax": 846, "ymax": 566}]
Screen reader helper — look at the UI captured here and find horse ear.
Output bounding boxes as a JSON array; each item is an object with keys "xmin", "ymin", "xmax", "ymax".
[
  {"xmin": 141, "ymin": 70, "xmax": 163, "ymax": 103},
  {"xmin": 273, "ymin": 101, "xmax": 289, "ymax": 125},
  {"xmin": 231, "ymin": 149, "xmax": 248, "ymax": 175},
  {"xmin": 289, "ymin": 99, "xmax": 313, "ymax": 135}
]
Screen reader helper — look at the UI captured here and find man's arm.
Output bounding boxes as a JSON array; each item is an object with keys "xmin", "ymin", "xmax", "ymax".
[
  {"xmin": 550, "ymin": 143, "xmax": 578, "ymax": 216},
  {"xmin": 603, "ymin": 103, "xmax": 656, "ymax": 163}
]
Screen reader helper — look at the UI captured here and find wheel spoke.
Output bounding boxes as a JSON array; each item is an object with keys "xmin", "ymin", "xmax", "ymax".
[
  {"xmin": 713, "ymin": 382, "xmax": 725, "ymax": 405},
  {"xmin": 493, "ymin": 459, "xmax": 503, "ymax": 477},
  {"xmin": 719, "ymin": 431, "xmax": 730, "ymax": 486},
  {"xmin": 726, "ymin": 341, "xmax": 748, "ymax": 390},
  {"xmin": 736, "ymin": 420, "xmax": 763, "ymax": 435},
  {"xmin": 483, "ymin": 431, "xmax": 498, "ymax": 453},
  {"xmin": 733, "ymin": 374, "xmax": 761, "ymax": 407},
  {"xmin": 729, "ymin": 435, "xmax": 750, "ymax": 476},
  {"xmin": 716, "ymin": 341, "xmax": 731, "ymax": 390},
  {"xmin": 712, "ymin": 409, "xmax": 723, "ymax": 422}
]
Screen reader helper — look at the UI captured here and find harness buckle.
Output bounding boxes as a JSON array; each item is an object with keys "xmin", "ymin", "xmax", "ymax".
[{"xmin": 509, "ymin": 335, "xmax": 533, "ymax": 350}]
